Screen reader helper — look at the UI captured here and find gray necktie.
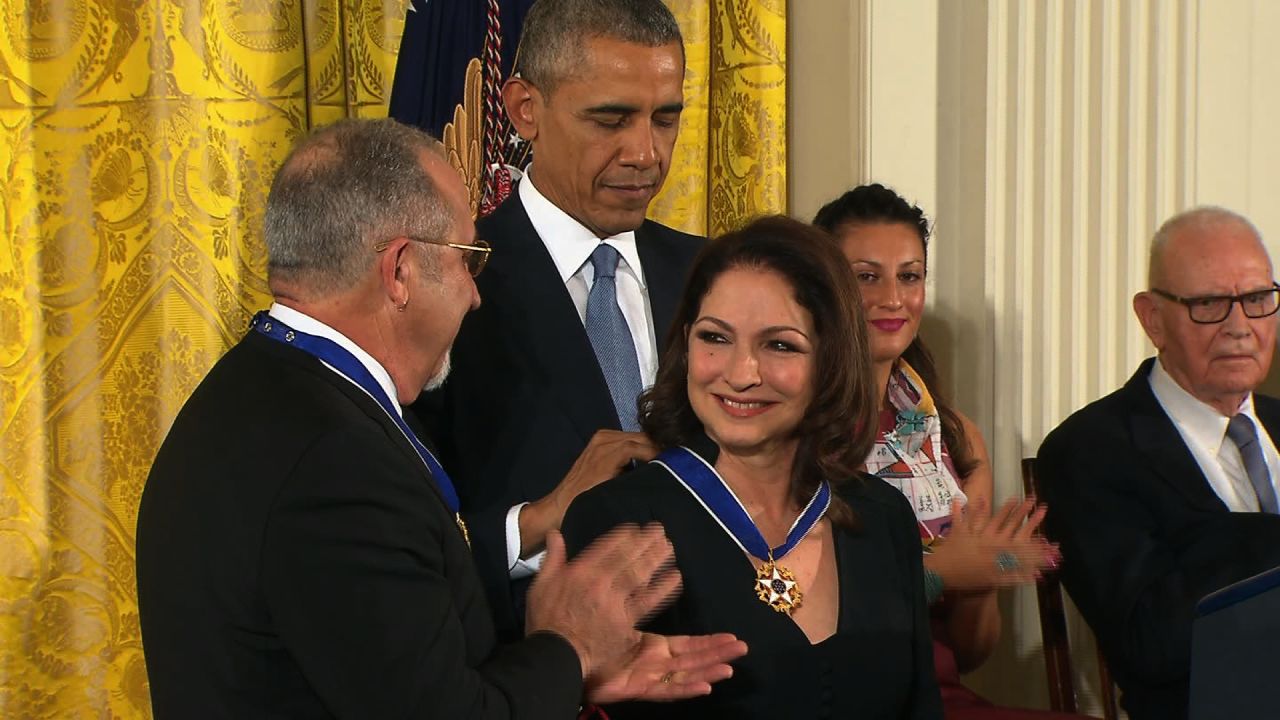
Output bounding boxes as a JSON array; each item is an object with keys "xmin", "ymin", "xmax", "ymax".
[
  {"xmin": 1225, "ymin": 414, "xmax": 1279, "ymax": 513},
  {"xmin": 584, "ymin": 244, "xmax": 643, "ymax": 431}
]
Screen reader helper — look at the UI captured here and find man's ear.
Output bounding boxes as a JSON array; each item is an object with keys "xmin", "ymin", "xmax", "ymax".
[
  {"xmin": 378, "ymin": 239, "xmax": 413, "ymax": 310},
  {"xmin": 502, "ymin": 77, "xmax": 541, "ymax": 142},
  {"xmin": 1133, "ymin": 291, "xmax": 1165, "ymax": 351}
]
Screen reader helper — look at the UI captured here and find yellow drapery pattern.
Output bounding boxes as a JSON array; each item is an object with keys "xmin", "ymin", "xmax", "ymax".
[
  {"xmin": 652, "ymin": 0, "xmax": 787, "ymax": 236},
  {"xmin": 0, "ymin": 2, "xmax": 785, "ymax": 717},
  {"xmin": 0, "ymin": 2, "xmax": 405, "ymax": 716}
]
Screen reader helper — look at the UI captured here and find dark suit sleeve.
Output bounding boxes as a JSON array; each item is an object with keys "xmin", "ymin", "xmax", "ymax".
[
  {"xmin": 260, "ymin": 424, "xmax": 582, "ymax": 720},
  {"xmin": 1038, "ymin": 424, "xmax": 1280, "ymax": 690},
  {"xmin": 412, "ymin": 396, "xmax": 524, "ymax": 641}
]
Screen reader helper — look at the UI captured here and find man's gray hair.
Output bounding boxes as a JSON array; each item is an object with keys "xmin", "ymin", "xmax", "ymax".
[
  {"xmin": 264, "ymin": 118, "xmax": 451, "ymax": 294},
  {"xmin": 1148, "ymin": 205, "xmax": 1263, "ymax": 287},
  {"xmin": 516, "ymin": 0, "xmax": 684, "ymax": 93}
]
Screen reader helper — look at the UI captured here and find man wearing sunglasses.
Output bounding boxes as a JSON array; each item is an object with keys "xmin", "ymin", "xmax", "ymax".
[
  {"xmin": 412, "ymin": 0, "xmax": 705, "ymax": 641},
  {"xmin": 1037, "ymin": 207, "xmax": 1280, "ymax": 720},
  {"xmin": 137, "ymin": 118, "xmax": 744, "ymax": 719}
]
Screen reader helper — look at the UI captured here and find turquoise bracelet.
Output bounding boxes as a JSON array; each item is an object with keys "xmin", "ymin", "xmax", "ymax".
[{"xmin": 923, "ymin": 568, "xmax": 944, "ymax": 605}]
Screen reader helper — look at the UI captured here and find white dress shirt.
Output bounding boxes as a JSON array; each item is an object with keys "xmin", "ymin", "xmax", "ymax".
[
  {"xmin": 504, "ymin": 173, "xmax": 660, "ymax": 578},
  {"xmin": 1148, "ymin": 357, "xmax": 1280, "ymax": 512},
  {"xmin": 516, "ymin": 172, "xmax": 659, "ymax": 380},
  {"xmin": 268, "ymin": 303, "xmax": 403, "ymax": 418}
]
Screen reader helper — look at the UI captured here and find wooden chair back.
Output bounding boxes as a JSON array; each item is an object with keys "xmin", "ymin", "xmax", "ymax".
[{"xmin": 1021, "ymin": 457, "xmax": 1120, "ymax": 720}]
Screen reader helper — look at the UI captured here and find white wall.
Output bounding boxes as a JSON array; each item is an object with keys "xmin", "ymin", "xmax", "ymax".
[{"xmin": 790, "ymin": 0, "xmax": 1280, "ymax": 713}]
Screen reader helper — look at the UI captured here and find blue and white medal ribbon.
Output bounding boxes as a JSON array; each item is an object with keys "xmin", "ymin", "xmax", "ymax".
[
  {"xmin": 251, "ymin": 311, "xmax": 469, "ymax": 546},
  {"xmin": 653, "ymin": 446, "xmax": 831, "ymax": 614}
]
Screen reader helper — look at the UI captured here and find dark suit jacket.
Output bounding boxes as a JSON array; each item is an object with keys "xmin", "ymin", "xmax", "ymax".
[
  {"xmin": 136, "ymin": 330, "xmax": 582, "ymax": 719},
  {"xmin": 561, "ymin": 435, "xmax": 943, "ymax": 719},
  {"xmin": 1037, "ymin": 358, "xmax": 1280, "ymax": 720},
  {"xmin": 414, "ymin": 191, "xmax": 703, "ymax": 638}
]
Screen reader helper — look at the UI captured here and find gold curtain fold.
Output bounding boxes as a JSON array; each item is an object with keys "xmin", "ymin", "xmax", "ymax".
[
  {"xmin": 653, "ymin": 0, "xmax": 787, "ymax": 236},
  {"xmin": 0, "ymin": 2, "xmax": 403, "ymax": 717},
  {"xmin": 0, "ymin": 2, "xmax": 783, "ymax": 717}
]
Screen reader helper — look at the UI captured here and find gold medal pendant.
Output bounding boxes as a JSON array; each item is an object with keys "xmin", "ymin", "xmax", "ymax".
[
  {"xmin": 456, "ymin": 513, "xmax": 471, "ymax": 549},
  {"xmin": 755, "ymin": 559, "xmax": 802, "ymax": 614}
]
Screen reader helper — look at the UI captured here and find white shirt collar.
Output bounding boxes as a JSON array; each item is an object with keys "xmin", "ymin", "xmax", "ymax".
[
  {"xmin": 518, "ymin": 168, "xmax": 646, "ymax": 288},
  {"xmin": 268, "ymin": 302, "xmax": 404, "ymax": 417},
  {"xmin": 1148, "ymin": 356, "xmax": 1255, "ymax": 453}
]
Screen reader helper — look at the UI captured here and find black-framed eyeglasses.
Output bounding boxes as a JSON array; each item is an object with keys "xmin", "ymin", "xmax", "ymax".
[
  {"xmin": 1150, "ymin": 284, "xmax": 1280, "ymax": 324},
  {"xmin": 373, "ymin": 236, "xmax": 492, "ymax": 277}
]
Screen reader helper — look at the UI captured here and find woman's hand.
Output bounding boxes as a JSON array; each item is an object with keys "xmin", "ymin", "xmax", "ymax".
[{"xmin": 926, "ymin": 496, "xmax": 1060, "ymax": 594}]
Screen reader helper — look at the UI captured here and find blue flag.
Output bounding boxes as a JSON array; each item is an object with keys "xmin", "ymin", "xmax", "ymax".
[{"xmin": 389, "ymin": 0, "xmax": 536, "ymax": 215}]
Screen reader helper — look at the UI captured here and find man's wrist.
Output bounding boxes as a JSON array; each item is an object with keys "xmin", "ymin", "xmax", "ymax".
[
  {"xmin": 530, "ymin": 628, "xmax": 590, "ymax": 680},
  {"xmin": 519, "ymin": 497, "xmax": 554, "ymax": 557}
]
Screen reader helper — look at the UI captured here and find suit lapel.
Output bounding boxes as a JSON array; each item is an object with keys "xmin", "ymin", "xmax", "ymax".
[
  {"xmin": 479, "ymin": 196, "xmax": 620, "ymax": 439},
  {"xmin": 1254, "ymin": 393, "xmax": 1280, "ymax": 443},
  {"xmin": 1123, "ymin": 359, "xmax": 1229, "ymax": 512},
  {"xmin": 636, "ymin": 221, "xmax": 686, "ymax": 352}
]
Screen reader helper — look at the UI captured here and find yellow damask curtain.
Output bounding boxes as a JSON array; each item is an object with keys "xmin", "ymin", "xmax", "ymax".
[
  {"xmin": 0, "ymin": 2, "xmax": 783, "ymax": 718},
  {"xmin": 0, "ymin": 2, "xmax": 403, "ymax": 717},
  {"xmin": 653, "ymin": 0, "xmax": 787, "ymax": 236}
]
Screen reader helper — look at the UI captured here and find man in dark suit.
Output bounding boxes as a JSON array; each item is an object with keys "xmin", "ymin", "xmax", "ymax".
[
  {"xmin": 414, "ymin": 0, "xmax": 705, "ymax": 638},
  {"xmin": 135, "ymin": 118, "xmax": 743, "ymax": 719},
  {"xmin": 1038, "ymin": 207, "xmax": 1280, "ymax": 720}
]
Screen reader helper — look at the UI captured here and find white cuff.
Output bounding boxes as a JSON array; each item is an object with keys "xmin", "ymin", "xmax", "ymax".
[{"xmin": 505, "ymin": 503, "xmax": 546, "ymax": 579}]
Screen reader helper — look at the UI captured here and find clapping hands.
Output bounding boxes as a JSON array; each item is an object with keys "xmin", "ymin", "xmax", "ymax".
[
  {"xmin": 927, "ymin": 497, "xmax": 1060, "ymax": 593},
  {"xmin": 527, "ymin": 525, "xmax": 747, "ymax": 705},
  {"xmin": 584, "ymin": 631, "xmax": 747, "ymax": 704}
]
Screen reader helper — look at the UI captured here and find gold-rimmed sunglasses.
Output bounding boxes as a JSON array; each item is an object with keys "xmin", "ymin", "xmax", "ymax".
[{"xmin": 374, "ymin": 236, "xmax": 492, "ymax": 277}]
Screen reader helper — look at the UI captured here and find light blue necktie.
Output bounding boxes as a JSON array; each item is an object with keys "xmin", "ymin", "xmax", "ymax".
[
  {"xmin": 1226, "ymin": 414, "xmax": 1279, "ymax": 513},
  {"xmin": 585, "ymin": 244, "xmax": 643, "ymax": 431}
]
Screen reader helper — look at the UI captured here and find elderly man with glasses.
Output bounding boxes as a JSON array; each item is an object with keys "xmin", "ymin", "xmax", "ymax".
[{"xmin": 1037, "ymin": 206, "xmax": 1280, "ymax": 720}]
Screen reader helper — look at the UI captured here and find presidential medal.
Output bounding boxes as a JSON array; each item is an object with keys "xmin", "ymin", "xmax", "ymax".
[
  {"xmin": 653, "ymin": 447, "xmax": 829, "ymax": 619},
  {"xmin": 755, "ymin": 559, "xmax": 802, "ymax": 614},
  {"xmin": 456, "ymin": 513, "xmax": 471, "ymax": 548}
]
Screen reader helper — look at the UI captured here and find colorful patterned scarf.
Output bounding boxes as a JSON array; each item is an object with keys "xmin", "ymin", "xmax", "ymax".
[{"xmin": 864, "ymin": 360, "xmax": 967, "ymax": 547}]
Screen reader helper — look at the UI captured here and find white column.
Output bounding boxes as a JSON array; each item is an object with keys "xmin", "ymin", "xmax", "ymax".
[{"xmin": 791, "ymin": 0, "xmax": 1280, "ymax": 714}]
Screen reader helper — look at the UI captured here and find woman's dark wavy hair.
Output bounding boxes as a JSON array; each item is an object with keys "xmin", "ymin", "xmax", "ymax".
[
  {"xmin": 812, "ymin": 183, "xmax": 978, "ymax": 479},
  {"xmin": 639, "ymin": 215, "xmax": 879, "ymax": 529}
]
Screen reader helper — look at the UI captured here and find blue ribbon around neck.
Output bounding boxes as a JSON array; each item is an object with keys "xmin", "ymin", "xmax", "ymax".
[
  {"xmin": 653, "ymin": 446, "xmax": 830, "ymax": 561},
  {"xmin": 251, "ymin": 311, "xmax": 460, "ymax": 514}
]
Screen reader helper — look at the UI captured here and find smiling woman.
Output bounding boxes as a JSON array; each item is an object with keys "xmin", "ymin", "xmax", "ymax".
[
  {"xmin": 815, "ymin": 184, "xmax": 1076, "ymax": 720},
  {"xmin": 562, "ymin": 215, "xmax": 944, "ymax": 719},
  {"xmin": 685, "ymin": 267, "xmax": 815, "ymax": 463}
]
